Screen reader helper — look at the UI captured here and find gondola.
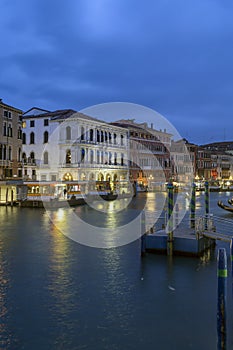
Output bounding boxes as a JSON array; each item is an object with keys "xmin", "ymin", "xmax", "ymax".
[{"xmin": 217, "ymin": 200, "xmax": 233, "ymax": 212}]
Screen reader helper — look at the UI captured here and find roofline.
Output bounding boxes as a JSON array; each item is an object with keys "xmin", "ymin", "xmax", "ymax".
[
  {"xmin": 111, "ymin": 121, "xmax": 173, "ymax": 136},
  {"xmin": 22, "ymin": 109, "xmax": 76, "ymax": 119},
  {"xmin": 0, "ymin": 100, "xmax": 23, "ymax": 114},
  {"xmin": 50, "ymin": 112, "xmax": 129, "ymax": 132},
  {"xmin": 23, "ymin": 107, "xmax": 51, "ymax": 115}
]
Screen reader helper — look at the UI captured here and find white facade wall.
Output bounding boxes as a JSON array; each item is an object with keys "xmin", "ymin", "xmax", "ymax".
[
  {"xmin": 55, "ymin": 115, "xmax": 129, "ymax": 183},
  {"xmin": 22, "ymin": 111, "xmax": 130, "ymax": 187},
  {"xmin": 22, "ymin": 111, "xmax": 59, "ymax": 181}
]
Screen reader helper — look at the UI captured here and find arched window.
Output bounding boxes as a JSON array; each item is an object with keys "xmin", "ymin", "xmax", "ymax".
[
  {"xmin": 18, "ymin": 127, "xmax": 22, "ymax": 139},
  {"xmin": 109, "ymin": 152, "xmax": 112, "ymax": 165},
  {"xmin": 22, "ymin": 152, "xmax": 27, "ymax": 163},
  {"xmin": 81, "ymin": 173, "xmax": 86, "ymax": 181},
  {"xmin": 44, "ymin": 151, "xmax": 48, "ymax": 164},
  {"xmin": 89, "ymin": 173, "xmax": 95, "ymax": 181},
  {"xmin": 3, "ymin": 146, "xmax": 6, "ymax": 160},
  {"xmin": 81, "ymin": 126, "xmax": 85, "ymax": 141},
  {"xmin": 8, "ymin": 146, "xmax": 12, "ymax": 160},
  {"xmin": 44, "ymin": 131, "xmax": 49, "ymax": 143},
  {"xmin": 109, "ymin": 132, "xmax": 112, "ymax": 144},
  {"xmin": 63, "ymin": 173, "xmax": 73, "ymax": 181},
  {"xmin": 81, "ymin": 148, "xmax": 85, "ymax": 162},
  {"xmin": 0, "ymin": 145, "xmax": 2, "ymax": 160},
  {"xmin": 114, "ymin": 133, "xmax": 117, "ymax": 144},
  {"xmin": 90, "ymin": 129, "xmax": 94, "ymax": 142},
  {"xmin": 22, "ymin": 133, "xmax": 26, "ymax": 144},
  {"xmin": 97, "ymin": 130, "xmax": 100, "ymax": 142},
  {"xmin": 66, "ymin": 150, "xmax": 71, "ymax": 164},
  {"xmin": 105, "ymin": 131, "xmax": 108, "ymax": 142},
  {"xmin": 66, "ymin": 126, "xmax": 71, "ymax": 140},
  {"xmin": 104, "ymin": 152, "xmax": 108, "ymax": 164},
  {"xmin": 106, "ymin": 173, "xmax": 111, "ymax": 181},
  {"xmin": 90, "ymin": 150, "xmax": 94, "ymax": 164},
  {"xmin": 114, "ymin": 152, "xmax": 117, "ymax": 165},
  {"xmin": 97, "ymin": 150, "xmax": 100, "ymax": 164},
  {"xmin": 30, "ymin": 152, "xmax": 35, "ymax": 161},
  {"xmin": 121, "ymin": 135, "xmax": 124, "ymax": 146},
  {"xmin": 18, "ymin": 148, "xmax": 21, "ymax": 162},
  {"xmin": 121, "ymin": 153, "xmax": 124, "ymax": 166},
  {"xmin": 98, "ymin": 173, "xmax": 104, "ymax": 181},
  {"xmin": 30, "ymin": 132, "xmax": 35, "ymax": 144},
  {"xmin": 101, "ymin": 131, "xmax": 104, "ymax": 142}
]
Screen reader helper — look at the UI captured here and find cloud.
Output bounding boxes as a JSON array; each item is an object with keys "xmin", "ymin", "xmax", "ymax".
[{"xmin": 0, "ymin": 0, "xmax": 233, "ymax": 144}]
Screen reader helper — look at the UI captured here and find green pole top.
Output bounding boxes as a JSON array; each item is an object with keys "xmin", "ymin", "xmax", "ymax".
[{"xmin": 167, "ymin": 183, "xmax": 173, "ymax": 189}]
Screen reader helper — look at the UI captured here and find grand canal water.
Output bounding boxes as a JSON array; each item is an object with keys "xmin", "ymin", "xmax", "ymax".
[{"xmin": 0, "ymin": 191, "xmax": 233, "ymax": 349}]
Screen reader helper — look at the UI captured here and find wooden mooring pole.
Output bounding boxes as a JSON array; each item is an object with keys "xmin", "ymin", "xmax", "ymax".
[
  {"xmin": 11, "ymin": 189, "xmax": 14, "ymax": 207},
  {"xmin": 167, "ymin": 183, "xmax": 174, "ymax": 256},
  {"xmin": 217, "ymin": 248, "xmax": 227, "ymax": 350},
  {"xmin": 190, "ymin": 183, "xmax": 196, "ymax": 228},
  {"xmin": 205, "ymin": 181, "xmax": 209, "ymax": 230},
  {"xmin": 141, "ymin": 211, "xmax": 146, "ymax": 257},
  {"xmin": 231, "ymin": 239, "xmax": 233, "ymax": 276},
  {"xmin": 5, "ymin": 188, "xmax": 8, "ymax": 206}
]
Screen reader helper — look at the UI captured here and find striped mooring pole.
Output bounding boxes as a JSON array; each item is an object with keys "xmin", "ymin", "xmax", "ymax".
[
  {"xmin": 175, "ymin": 203, "xmax": 179, "ymax": 228},
  {"xmin": 231, "ymin": 239, "xmax": 233, "ymax": 277},
  {"xmin": 205, "ymin": 181, "xmax": 209, "ymax": 230},
  {"xmin": 141, "ymin": 211, "xmax": 146, "ymax": 256},
  {"xmin": 217, "ymin": 248, "xmax": 227, "ymax": 350},
  {"xmin": 231, "ymin": 239, "xmax": 233, "ymax": 308},
  {"xmin": 167, "ymin": 182, "xmax": 174, "ymax": 256},
  {"xmin": 190, "ymin": 183, "xmax": 196, "ymax": 229}
]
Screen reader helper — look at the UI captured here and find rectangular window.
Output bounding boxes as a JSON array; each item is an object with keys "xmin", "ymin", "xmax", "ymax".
[
  {"xmin": 51, "ymin": 175, "xmax": 57, "ymax": 181},
  {"xmin": 30, "ymin": 120, "xmax": 35, "ymax": 127},
  {"xmin": 41, "ymin": 175, "xmax": 47, "ymax": 181},
  {"xmin": 44, "ymin": 119, "xmax": 49, "ymax": 126}
]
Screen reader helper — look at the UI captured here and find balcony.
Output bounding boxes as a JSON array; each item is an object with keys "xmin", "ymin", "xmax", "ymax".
[
  {"xmin": 58, "ymin": 139, "xmax": 125, "ymax": 149},
  {"xmin": 22, "ymin": 160, "xmax": 37, "ymax": 166},
  {"xmin": 61, "ymin": 162, "xmax": 128, "ymax": 169}
]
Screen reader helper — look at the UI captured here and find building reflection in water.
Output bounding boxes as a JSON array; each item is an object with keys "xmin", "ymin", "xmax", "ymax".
[
  {"xmin": 0, "ymin": 210, "xmax": 11, "ymax": 348},
  {"xmin": 43, "ymin": 210, "xmax": 78, "ymax": 346}
]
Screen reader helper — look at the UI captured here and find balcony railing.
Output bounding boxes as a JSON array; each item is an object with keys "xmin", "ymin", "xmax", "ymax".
[
  {"xmin": 58, "ymin": 139, "xmax": 126, "ymax": 148},
  {"xmin": 61, "ymin": 162, "xmax": 128, "ymax": 169},
  {"xmin": 22, "ymin": 160, "xmax": 37, "ymax": 166}
]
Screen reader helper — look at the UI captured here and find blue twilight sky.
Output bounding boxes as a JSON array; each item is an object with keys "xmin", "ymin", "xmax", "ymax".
[{"xmin": 1, "ymin": 0, "xmax": 233, "ymax": 145}]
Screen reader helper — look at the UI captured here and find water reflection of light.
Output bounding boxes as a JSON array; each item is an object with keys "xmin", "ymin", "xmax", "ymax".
[
  {"xmin": 99, "ymin": 248, "xmax": 139, "ymax": 329},
  {"xmin": 47, "ymin": 218, "xmax": 73, "ymax": 303},
  {"xmin": 0, "ymin": 239, "xmax": 10, "ymax": 348},
  {"xmin": 47, "ymin": 209, "xmax": 70, "ymax": 233},
  {"xmin": 90, "ymin": 198, "xmax": 132, "ymax": 213},
  {"xmin": 56, "ymin": 208, "xmax": 65, "ymax": 220}
]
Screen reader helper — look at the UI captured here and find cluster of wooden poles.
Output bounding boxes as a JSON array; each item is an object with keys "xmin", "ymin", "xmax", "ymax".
[
  {"xmin": 141, "ymin": 181, "xmax": 210, "ymax": 256},
  {"xmin": 140, "ymin": 183, "xmax": 231, "ymax": 349}
]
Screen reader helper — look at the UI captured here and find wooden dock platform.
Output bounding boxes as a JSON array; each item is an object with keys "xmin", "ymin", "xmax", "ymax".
[{"xmin": 145, "ymin": 220, "xmax": 221, "ymax": 257}]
